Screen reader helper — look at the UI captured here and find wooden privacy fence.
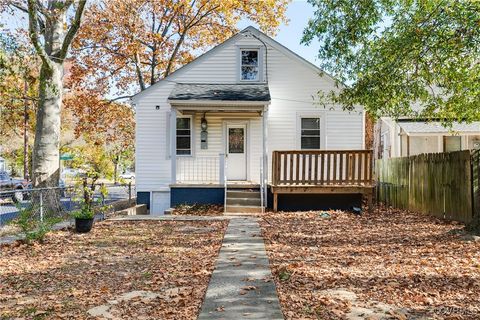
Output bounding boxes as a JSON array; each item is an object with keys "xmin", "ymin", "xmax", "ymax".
[
  {"xmin": 377, "ymin": 150, "xmax": 473, "ymax": 223},
  {"xmin": 272, "ymin": 150, "xmax": 373, "ymax": 186}
]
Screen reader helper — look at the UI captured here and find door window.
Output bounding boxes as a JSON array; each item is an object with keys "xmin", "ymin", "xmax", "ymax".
[{"xmin": 228, "ymin": 128, "xmax": 244, "ymax": 153}]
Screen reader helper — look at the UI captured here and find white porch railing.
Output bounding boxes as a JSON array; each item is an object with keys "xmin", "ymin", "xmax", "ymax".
[{"xmin": 176, "ymin": 155, "xmax": 224, "ymax": 183}]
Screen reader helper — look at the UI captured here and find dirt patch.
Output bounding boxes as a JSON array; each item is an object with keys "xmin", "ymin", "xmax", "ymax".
[
  {"xmin": 0, "ymin": 219, "xmax": 228, "ymax": 319},
  {"xmin": 260, "ymin": 208, "xmax": 480, "ymax": 319}
]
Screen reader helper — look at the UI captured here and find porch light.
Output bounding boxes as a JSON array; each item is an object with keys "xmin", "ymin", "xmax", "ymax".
[
  {"xmin": 201, "ymin": 116, "xmax": 208, "ymax": 130},
  {"xmin": 201, "ymin": 114, "xmax": 208, "ymax": 149}
]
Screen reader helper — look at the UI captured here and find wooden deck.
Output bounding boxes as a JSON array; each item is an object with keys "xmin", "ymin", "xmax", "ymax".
[{"xmin": 271, "ymin": 150, "xmax": 375, "ymax": 212}]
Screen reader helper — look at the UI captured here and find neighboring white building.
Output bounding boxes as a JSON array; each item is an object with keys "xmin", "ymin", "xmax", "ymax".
[
  {"xmin": 377, "ymin": 118, "xmax": 480, "ymax": 159},
  {"xmin": 132, "ymin": 26, "xmax": 367, "ymax": 214}
]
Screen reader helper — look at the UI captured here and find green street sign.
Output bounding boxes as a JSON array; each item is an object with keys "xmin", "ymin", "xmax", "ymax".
[{"xmin": 60, "ymin": 154, "xmax": 74, "ymax": 160}]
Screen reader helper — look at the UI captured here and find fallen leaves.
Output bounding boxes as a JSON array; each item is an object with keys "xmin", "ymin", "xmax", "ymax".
[
  {"xmin": 171, "ymin": 204, "xmax": 223, "ymax": 216},
  {"xmin": 0, "ymin": 220, "xmax": 228, "ymax": 319},
  {"xmin": 260, "ymin": 207, "xmax": 480, "ymax": 319}
]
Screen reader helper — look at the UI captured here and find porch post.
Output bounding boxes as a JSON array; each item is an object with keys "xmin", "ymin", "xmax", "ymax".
[
  {"xmin": 219, "ymin": 153, "xmax": 225, "ymax": 184},
  {"xmin": 170, "ymin": 108, "xmax": 177, "ymax": 184},
  {"xmin": 262, "ymin": 106, "xmax": 269, "ymax": 207}
]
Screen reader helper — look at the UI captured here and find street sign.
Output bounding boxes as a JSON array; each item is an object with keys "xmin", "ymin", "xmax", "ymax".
[{"xmin": 60, "ymin": 154, "xmax": 74, "ymax": 160}]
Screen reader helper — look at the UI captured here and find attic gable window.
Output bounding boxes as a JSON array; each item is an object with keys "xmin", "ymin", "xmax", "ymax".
[{"xmin": 240, "ymin": 49, "xmax": 259, "ymax": 81}]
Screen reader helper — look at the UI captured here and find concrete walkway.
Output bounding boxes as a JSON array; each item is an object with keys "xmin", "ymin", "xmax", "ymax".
[{"xmin": 198, "ymin": 217, "xmax": 284, "ymax": 320}]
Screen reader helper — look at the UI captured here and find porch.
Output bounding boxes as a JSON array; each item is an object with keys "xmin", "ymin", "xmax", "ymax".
[{"xmin": 168, "ymin": 83, "xmax": 269, "ymax": 212}]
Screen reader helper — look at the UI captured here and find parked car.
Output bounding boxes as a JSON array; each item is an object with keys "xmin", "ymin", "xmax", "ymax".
[
  {"xmin": 119, "ymin": 171, "xmax": 135, "ymax": 180},
  {"xmin": 0, "ymin": 171, "xmax": 31, "ymax": 203}
]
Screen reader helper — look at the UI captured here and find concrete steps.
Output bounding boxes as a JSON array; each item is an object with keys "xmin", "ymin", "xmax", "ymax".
[{"xmin": 225, "ymin": 188, "xmax": 263, "ymax": 214}]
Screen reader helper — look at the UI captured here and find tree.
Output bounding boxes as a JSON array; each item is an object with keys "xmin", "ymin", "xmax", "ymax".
[
  {"xmin": 3, "ymin": 0, "xmax": 87, "ymax": 187},
  {"xmin": 303, "ymin": 0, "xmax": 480, "ymax": 125},
  {"xmin": 64, "ymin": 92, "xmax": 135, "ymax": 183},
  {"xmin": 73, "ymin": 0, "xmax": 289, "ymax": 98},
  {"xmin": 0, "ymin": 30, "xmax": 39, "ymax": 178}
]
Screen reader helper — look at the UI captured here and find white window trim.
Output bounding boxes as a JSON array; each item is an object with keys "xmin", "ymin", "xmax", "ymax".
[
  {"xmin": 176, "ymin": 115, "xmax": 194, "ymax": 157},
  {"xmin": 296, "ymin": 113, "xmax": 326, "ymax": 150},
  {"xmin": 236, "ymin": 45, "xmax": 264, "ymax": 83}
]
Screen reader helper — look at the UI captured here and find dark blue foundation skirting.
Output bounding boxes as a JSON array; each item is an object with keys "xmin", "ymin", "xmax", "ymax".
[
  {"xmin": 171, "ymin": 187, "xmax": 224, "ymax": 207},
  {"xmin": 136, "ymin": 191, "xmax": 151, "ymax": 209},
  {"xmin": 267, "ymin": 186, "xmax": 362, "ymax": 211}
]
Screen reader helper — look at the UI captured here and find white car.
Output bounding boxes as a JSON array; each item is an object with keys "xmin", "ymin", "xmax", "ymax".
[{"xmin": 120, "ymin": 171, "xmax": 135, "ymax": 180}]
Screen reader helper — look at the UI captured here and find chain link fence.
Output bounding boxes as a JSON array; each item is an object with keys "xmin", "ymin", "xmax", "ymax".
[{"xmin": 0, "ymin": 182, "xmax": 135, "ymax": 228}]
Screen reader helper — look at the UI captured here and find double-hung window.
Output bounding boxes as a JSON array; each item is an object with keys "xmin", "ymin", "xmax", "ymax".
[
  {"xmin": 176, "ymin": 117, "xmax": 191, "ymax": 155},
  {"xmin": 444, "ymin": 136, "xmax": 461, "ymax": 152},
  {"xmin": 240, "ymin": 49, "xmax": 259, "ymax": 81},
  {"xmin": 300, "ymin": 117, "xmax": 321, "ymax": 149}
]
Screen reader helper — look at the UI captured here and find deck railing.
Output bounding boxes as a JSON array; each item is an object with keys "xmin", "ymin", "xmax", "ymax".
[
  {"xmin": 176, "ymin": 156, "xmax": 221, "ymax": 183},
  {"xmin": 272, "ymin": 150, "xmax": 374, "ymax": 186}
]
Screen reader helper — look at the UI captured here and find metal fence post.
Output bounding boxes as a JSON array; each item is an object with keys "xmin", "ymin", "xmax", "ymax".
[
  {"xmin": 39, "ymin": 191, "xmax": 44, "ymax": 222},
  {"xmin": 101, "ymin": 183, "xmax": 105, "ymax": 206},
  {"xmin": 128, "ymin": 182, "xmax": 132, "ymax": 202}
]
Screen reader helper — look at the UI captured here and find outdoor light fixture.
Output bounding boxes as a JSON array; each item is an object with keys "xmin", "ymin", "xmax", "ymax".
[
  {"xmin": 201, "ymin": 116, "xmax": 208, "ymax": 130},
  {"xmin": 201, "ymin": 113, "xmax": 208, "ymax": 149}
]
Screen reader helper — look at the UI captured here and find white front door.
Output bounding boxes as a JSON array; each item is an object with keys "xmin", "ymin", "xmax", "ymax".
[{"xmin": 226, "ymin": 123, "xmax": 247, "ymax": 180}]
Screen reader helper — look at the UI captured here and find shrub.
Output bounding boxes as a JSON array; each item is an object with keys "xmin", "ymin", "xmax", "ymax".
[{"xmin": 10, "ymin": 205, "xmax": 60, "ymax": 244}]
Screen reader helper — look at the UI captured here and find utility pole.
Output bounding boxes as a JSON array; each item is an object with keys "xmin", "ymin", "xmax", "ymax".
[{"xmin": 23, "ymin": 76, "xmax": 29, "ymax": 180}]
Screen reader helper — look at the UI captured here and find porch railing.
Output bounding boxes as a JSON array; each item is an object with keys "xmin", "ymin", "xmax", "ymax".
[
  {"xmin": 272, "ymin": 150, "xmax": 374, "ymax": 186},
  {"xmin": 176, "ymin": 156, "xmax": 221, "ymax": 183}
]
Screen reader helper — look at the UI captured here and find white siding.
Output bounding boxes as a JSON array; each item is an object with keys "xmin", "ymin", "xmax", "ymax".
[
  {"xmin": 135, "ymin": 81, "xmax": 175, "ymax": 191},
  {"xmin": 135, "ymin": 28, "xmax": 365, "ymax": 197}
]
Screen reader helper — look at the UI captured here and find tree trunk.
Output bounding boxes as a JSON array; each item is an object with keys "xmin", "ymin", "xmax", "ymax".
[{"xmin": 32, "ymin": 61, "xmax": 63, "ymax": 187}]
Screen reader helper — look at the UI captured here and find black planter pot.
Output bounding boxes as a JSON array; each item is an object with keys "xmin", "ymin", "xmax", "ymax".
[{"xmin": 75, "ymin": 218, "xmax": 94, "ymax": 233}]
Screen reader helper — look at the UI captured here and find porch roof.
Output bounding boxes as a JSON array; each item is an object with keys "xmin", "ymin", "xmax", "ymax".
[
  {"xmin": 168, "ymin": 83, "xmax": 270, "ymax": 103},
  {"xmin": 398, "ymin": 121, "xmax": 480, "ymax": 135}
]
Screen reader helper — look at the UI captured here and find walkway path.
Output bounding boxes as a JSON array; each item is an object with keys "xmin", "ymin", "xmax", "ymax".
[{"xmin": 198, "ymin": 216, "xmax": 284, "ymax": 320}]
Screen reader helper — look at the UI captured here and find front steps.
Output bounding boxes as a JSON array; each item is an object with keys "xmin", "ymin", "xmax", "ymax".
[{"xmin": 225, "ymin": 187, "xmax": 263, "ymax": 214}]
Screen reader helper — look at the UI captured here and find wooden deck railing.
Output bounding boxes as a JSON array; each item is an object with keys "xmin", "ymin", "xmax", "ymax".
[{"xmin": 272, "ymin": 150, "xmax": 374, "ymax": 186}]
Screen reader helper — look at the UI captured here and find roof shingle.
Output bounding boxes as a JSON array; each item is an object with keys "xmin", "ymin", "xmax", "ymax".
[{"xmin": 168, "ymin": 83, "xmax": 270, "ymax": 102}]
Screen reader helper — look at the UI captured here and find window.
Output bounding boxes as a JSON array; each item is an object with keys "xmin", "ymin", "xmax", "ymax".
[
  {"xmin": 444, "ymin": 136, "xmax": 461, "ymax": 152},
  {"xmin": 240, "ymin": 49, "xmax": 259, "ymax": 81},
  {"xmin": 301, "ymin": 118, "xmax": 321, "ymax": 149},
  {"xmin": 176, "ymin": 117, "xmax": 191, "ymax": 155}
]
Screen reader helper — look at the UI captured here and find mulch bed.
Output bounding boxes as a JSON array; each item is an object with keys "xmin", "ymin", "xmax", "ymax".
[
  {"xmin": 0, "ymin": 220, "xmax": 228, "ymax": 319},
  {"xmin": 260, "ymin": 208, "xmax": 480, "ymax": 319}
]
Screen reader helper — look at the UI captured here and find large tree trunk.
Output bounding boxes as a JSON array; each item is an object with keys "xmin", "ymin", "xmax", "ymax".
[{"xmin": 32, "ymin": 62, "xmax": 63, "ymax": 187}]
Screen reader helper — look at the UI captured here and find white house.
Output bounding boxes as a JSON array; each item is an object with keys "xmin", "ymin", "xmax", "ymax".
[
  {"xmin": 377, "ymin": 117, "xmax": 480, "ymax": 159},
  {"xmin": 132, "ymin": 26, "xmax": 369, "ymax": 214}
]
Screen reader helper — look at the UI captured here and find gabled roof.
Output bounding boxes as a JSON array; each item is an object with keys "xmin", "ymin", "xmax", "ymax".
[
  {"xmin": 131, "ymin": 26, "xmax": 339, "ymax": 103},
  {"xmin": 168, "ymin": 83, "xmax": 270, "ymax": 102}
]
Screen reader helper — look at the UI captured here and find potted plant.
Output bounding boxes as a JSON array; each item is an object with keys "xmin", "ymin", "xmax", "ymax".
[
  {"xmin": 72, "ymin": 176, "xmax": 109, "ymax": 233},
  {"xmin": 72, "ymin": 204, "xmax": 95, "ymax": 233}
]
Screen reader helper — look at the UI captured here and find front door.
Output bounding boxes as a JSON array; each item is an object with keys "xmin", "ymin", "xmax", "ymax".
[{"xmin": 226, "ymin": 123, "xmax": 247, "ymax": 180}]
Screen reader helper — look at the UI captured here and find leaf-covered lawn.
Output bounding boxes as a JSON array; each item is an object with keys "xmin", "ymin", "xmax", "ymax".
[
  {"xmin": 260, "ymin": 209, "xmax": 480, "ymax": 319},
  {"xmin": 0, "ymin": 220, "xmax": 228, "ymax": 319}
]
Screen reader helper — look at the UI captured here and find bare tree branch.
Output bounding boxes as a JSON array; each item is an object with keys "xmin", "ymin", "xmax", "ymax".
[{"xmin": 59, "ymin": 0, "xmax": 87, "ymax": 59}]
